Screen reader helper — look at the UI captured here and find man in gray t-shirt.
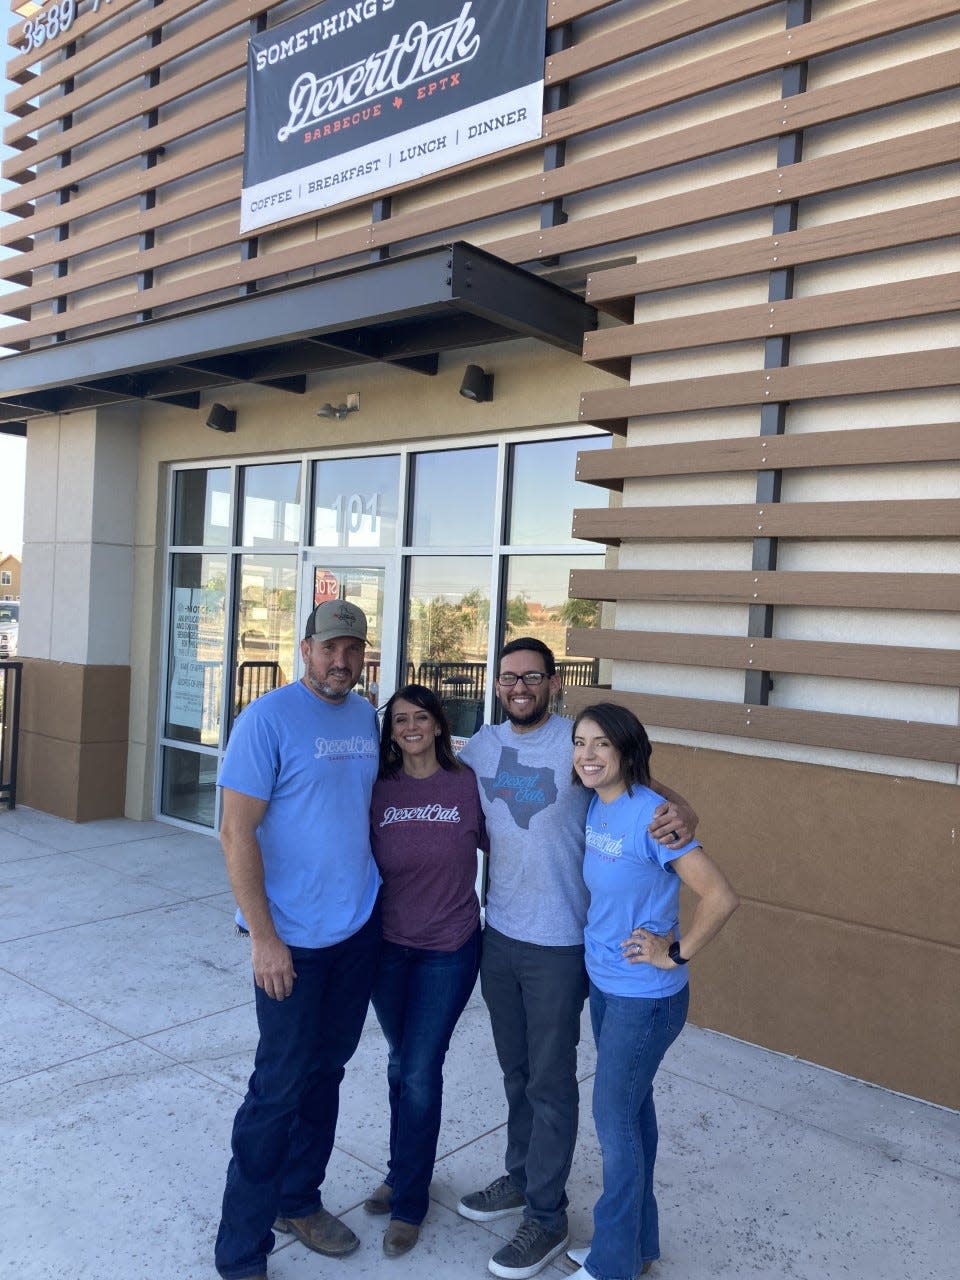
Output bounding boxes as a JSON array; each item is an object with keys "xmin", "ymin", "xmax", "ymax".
[{"xmin": 457, "ymin": 638, "xmax": 695, "ymax": 1280}]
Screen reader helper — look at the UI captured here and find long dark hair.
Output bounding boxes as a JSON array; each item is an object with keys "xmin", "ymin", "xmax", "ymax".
[
  {"xmin": 571, "ymin": 702, "xmax": 652, "ymax": 794},
  {"xmin": 378, "ymin": 684, "xmax": 461, "ymax": 780}
]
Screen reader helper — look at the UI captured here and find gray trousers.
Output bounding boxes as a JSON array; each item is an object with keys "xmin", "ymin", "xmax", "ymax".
[{"xmin": 480, "ymin": 925, "xmax": 588, "ymax": 1234}]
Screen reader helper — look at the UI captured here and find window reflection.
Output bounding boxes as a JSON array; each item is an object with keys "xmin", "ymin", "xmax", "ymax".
[
  {"xmin": 313, "ymin": 455, "xmax": 400, "ymax": 548},
  {"xmin": 408, "ymin": 447, "xmax": 497, "ymax": 547},
  {"xmin": 404, "ymin": 556, "xmax": 491, "ymax": 737},
  {"xmin": 173, "ymin": 468, "xmax": 231, "ymax": 547},
  {"xmin": 500, "ymin": 554, "xmax": 600, "ymax": 717},
  {"xmin": 508, "ymin": 436, "xmax": 610, "ymax": 545},
  {"xmin": 234, "ymin": 556, "xmax": 298, "ymax": 718},
  {"xmin": 241, "ymin": 463, "xmax": 301, "ymax": 546},
  {"xmin": 165, "ymin": 554, "xmax": 227, "ymax": 746},
  {"xmin": 161, "ymin": 746, "xmax": 218, "ymax": 828}
]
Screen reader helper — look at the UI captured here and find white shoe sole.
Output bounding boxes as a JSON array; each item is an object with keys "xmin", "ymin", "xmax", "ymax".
[
  {"xmin": 457, "ymin": 1200, "xmax": 525, "ymax": 1223},
  {"xmin": 487, "ymin": 1233, "xmax": 570, "ymax": 1279},
  {"xmin": 567, "ymin": 1245, "xmax": 589, "ymax": 1265}
]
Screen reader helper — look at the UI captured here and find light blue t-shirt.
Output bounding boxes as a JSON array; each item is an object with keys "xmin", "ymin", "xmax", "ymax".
[
  {"xmin": 218, "ymin": 681, "xmax": 380, "ymax": 948},
  {"xmin": 583, "ymin": 786, "xmax": 700, "ymax": 997}
]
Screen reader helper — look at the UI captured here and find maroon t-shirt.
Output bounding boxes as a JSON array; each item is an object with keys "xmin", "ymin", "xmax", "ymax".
[{"xmin": 370, "ymin": 765, "xmax": 486, "ymax": 951}]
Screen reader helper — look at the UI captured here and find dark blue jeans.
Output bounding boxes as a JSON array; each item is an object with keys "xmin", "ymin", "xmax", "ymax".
[
  {"xmin": 371, "ymin": 925, "xmax": 481, "ymax": 1224},
  {"xmin": 585, "ymin": 981, "xmax": 689, "ymax": 1280},
  {"xmin": 215, "ymin": 904, "xmax": 381, "ymax": 1280},
  {"xmin": 480, "ymin": 925, "xmax": 588, "ymax": 1235}
]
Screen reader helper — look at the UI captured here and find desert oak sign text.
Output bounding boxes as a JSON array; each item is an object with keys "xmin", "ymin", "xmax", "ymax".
[{"xmin": 241, "ymin": 0, "xmax": 547, "ymax": 232}]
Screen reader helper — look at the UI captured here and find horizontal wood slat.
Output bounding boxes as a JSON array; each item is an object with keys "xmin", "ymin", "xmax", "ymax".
[
  {"xmin": 565, "ymin": 627, "xmax": 960, "ymax": 687},
  {"xmin": 6, "ymin": 41, "xmax": 952, "ymax": 315},
  {"xmin": 542, "ymin": 0, "xmax": 959, "ymax": 142},
  {"xmin": 2, "ymin": 37, "xmax": 246, "ymax": 210},
  {"xmin": 586, "ymin": 198, "xmax": 960, "ymax": 308},
  {"xmin": 4, "ymin": 0, "xmax": 254, "ymax": 146},
  {"xmin": 545, "ymin": 0, "xmax": 774, "ymax": 84},
  {"xmin": 5, "ymin": 80, "xmax": 245, "ymax": 210},
  {"xmin": 561, "ymin": 687, "xmax": 960, "ymax": 762},
  {"xmin": 575, "ymin": 424, "xmax": 960, "ymax": 489},
  {"xmin": 5, "ymin": 33, "xmax": 951, "ymax": 282},
  {"xmin": 579, "ymin": 349, "xmax": 960, "ymax": 432},
  {"xmin": 571, "ymin": 500, "xmax": 960, "ymax": 544},
  {"xmin": 498, "ymin": 123, "xmax": 959, "ymax": 264},
  {"xmin": 583, "ymin": 273, "xmax": 960, "ymax": 367},
  {"xmin": 568, "ymin": 569, "xmax": 960, "ymax": 612}
]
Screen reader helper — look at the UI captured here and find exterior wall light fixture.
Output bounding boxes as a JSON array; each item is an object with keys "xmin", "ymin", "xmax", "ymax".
[
  {"xmin": 205, "ymin": 403, "xmax": 237, "ymax": 433},
  {"xmin": 317, "ymin": 392, "xmax": 360, "ymax": 420},
  {"xmin": 459, "ymin": 364, "xmax": 494, "ymax": 403},
  {"xmin": 14, "ymin": 3, "xmax": 43, "ymax": 16}
]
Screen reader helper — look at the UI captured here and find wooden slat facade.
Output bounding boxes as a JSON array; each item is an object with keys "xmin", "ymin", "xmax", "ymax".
[{"xmin": 1, "ymin": 0, "xmax": 957, "ymax": 766}]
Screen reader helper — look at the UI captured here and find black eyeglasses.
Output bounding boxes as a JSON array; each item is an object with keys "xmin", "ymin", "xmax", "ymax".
[{"xmin": 496, "ymin": 671, "xmax": 547, "ymax": 687}]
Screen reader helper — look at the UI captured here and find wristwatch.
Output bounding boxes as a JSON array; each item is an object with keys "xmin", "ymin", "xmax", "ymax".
[{"xmin": 668, "ymin": 940, "xmax": 688, "ymax": 966}]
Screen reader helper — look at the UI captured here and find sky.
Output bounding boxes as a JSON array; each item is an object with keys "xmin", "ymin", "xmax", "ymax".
[{"xmin": 0, "ymin": 10, "xmax": 26, "ymax": 560}]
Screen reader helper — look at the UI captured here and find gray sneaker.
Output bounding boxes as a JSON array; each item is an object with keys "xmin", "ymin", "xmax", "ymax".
[
  {"xmin": 488, "ymin": 1220, "xmax": 570, "ymax": 1278},
  {"xmin": 457, "ymin": 1174, "xmax": 525, "ymax": 1222}
]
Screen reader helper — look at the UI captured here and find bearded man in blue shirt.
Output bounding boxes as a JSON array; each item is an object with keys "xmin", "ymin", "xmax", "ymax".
[{"xmin": 214, "ymin": 600, "xmax": 381, "ymax": 1280}]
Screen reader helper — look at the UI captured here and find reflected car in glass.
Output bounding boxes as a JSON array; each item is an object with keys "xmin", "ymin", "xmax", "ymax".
[{"xmin": 0, "ymin": 601, "xmax": 19, "ymax": 658}]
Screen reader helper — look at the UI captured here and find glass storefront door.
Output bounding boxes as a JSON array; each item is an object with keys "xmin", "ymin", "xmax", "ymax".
[{"xmin": 300, "ymin": 556, "xmax": 399, "ymax": 711}]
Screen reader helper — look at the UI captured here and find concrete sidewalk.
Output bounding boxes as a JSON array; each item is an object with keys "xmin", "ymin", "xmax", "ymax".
[{"xmin": 1, "ymin": 806, "xmax": 957, "ymax": 1280}]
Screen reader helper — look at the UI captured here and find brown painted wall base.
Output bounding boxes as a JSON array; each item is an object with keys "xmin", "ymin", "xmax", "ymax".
[
  {"xmin": 653, "ymin": 742, "xmax": 959, "ymax": 1109},
  {"xmin": 17, "ymin": 658, "xmax": 130, "ymax": 822}
]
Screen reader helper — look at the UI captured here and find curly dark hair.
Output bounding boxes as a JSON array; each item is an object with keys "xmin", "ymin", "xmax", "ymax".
[
  {"xmin": 378, "ymin": 683, "xmax": 461, "ymax": 780},
  {"xmin": 571, "ymin": 702, "xmax": 652, "ymax": 793}
]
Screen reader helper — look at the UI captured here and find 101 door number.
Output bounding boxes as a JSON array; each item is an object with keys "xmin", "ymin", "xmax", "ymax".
[{"xmin": 19, "ymin": 1, "xmax": 111, "ymax": 57}]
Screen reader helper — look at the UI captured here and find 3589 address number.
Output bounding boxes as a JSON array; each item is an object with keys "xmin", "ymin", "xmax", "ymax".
[{"xmin": 20, "ymin": 0, "xmax": 110, "ymax": 56}]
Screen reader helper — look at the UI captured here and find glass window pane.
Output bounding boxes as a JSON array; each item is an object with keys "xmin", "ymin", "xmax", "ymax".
[
  {"xmin": 235, "ymin": 556, "xmax": 298, "ymax": 718},
  {"xmin": 165, "ymin": 554, "xmax": 228, "ymax": 746},
  {"xmin": 404, "ymin": 556, "xmax": 491, "ymax": 737},
  {"xmin": 507, "ymin": 436, "xmax": 611, "ymax": 545},
  {"xmin": 312, "ymin": 455, "xmax": 400, "ymax": 548},
  {"xmin": 173, "ymin": 468, "xmax": 231, "ymax": 546},
  {"xmin": 240, "ymin": 462, "xmax": 302, "ymax": 546},
  {"xmin": 161, "ymin": 746, "xmax": 218, "ymax": 828},
  {"xmin": 501, "ymin": 554, "xmax": 601, "ymax": 716},
  {"xmin": 408, "ymin": 447, "xmax": 497, "ymax": 547}
]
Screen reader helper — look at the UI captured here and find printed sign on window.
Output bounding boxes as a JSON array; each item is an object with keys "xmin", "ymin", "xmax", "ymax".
[{"xmin": 241, "ymin": 0, "xmax": 547, "ymax": 232}]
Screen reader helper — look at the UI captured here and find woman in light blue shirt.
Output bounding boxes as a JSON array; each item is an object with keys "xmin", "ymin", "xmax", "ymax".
[{"xmin": 568, "ymin": 703, "xmax": 739, "ymax": 1280}]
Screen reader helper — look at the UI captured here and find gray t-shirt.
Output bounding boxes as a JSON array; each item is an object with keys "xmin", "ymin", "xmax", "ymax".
[{"xmin": 460, "ymin": 713, "xmax": 590, "ymax": 946}]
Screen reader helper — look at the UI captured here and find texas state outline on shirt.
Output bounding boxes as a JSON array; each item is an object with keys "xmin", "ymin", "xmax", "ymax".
[{"xmin": 480, "ymin": 746, "xmax": 558, "ymax": 829}]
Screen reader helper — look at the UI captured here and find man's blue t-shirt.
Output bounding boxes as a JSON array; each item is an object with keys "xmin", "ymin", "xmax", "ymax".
[
  {"xmin": 583, "ymin": 786, "xmax": 699, "ymax": 997},
  {"xmin": 218, "ymin": 681, "xmax": 380, "ymax": 948}
]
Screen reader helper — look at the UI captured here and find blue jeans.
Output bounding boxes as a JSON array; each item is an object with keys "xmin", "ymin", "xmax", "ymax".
[
  {"xmin": 215, "ymin": 904, "xmax": 381, "ymax": 1280},
  {"xmin": 371, "ymin": 925, "xmax": 481, "ymax": 1224},
  {"xmin": 480, "ymin": 925, "xmax": 588, "ymax": 1234},
  {"xmin": 585, "ymin": 981, "xmax": 689, "ymax": 1280}
]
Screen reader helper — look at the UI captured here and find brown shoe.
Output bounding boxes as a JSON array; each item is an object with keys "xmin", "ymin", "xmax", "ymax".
[
  {"xmin": 273, "ymin": 1207, "xmax": 360, "ymax": 1256},
  {"xmin": 364, "ymin": 1182, "xmax": 392, "ymax": 1215},
  {"xmin": 383, "ymin": 1219, "xmax": 419, "ymax": 1257}
]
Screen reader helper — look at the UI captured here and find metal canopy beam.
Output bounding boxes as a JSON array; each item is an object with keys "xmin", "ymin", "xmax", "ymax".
[{"xmin": 0, "ymin": 243, "xmax": 597, "ymax": 420}]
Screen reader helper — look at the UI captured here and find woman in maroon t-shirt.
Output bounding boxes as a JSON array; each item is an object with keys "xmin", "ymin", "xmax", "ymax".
[{"xmin": 364, "ymin": 683, "xmax": 486, "ymax": 1257}]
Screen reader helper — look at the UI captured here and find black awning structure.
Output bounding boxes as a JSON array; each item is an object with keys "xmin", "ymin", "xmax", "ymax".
[{"xmin": 0, "ymin": 242, "xmax": 597, "ymax": 433}]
